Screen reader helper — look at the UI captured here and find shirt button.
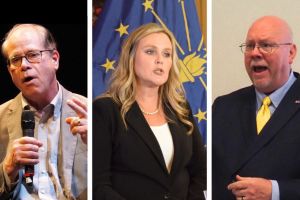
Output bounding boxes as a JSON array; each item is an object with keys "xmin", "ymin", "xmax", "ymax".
[{"xmin": 40, "ymin": 189, "xmax": 45, "ymax": 194}]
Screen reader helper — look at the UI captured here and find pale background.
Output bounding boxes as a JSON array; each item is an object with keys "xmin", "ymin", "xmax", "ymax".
[{"xmin": 212, "ymin": 0, "xmax": 300, "ymax": 102}]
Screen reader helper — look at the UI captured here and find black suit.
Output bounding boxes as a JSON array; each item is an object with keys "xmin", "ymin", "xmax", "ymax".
[
  {"xmin": 93, "ymin": 97, "xmax": 206, "ymax": 200},
  {"xmin": 212, "ymin": 73, "xmax": 300, "ymax": 200}
]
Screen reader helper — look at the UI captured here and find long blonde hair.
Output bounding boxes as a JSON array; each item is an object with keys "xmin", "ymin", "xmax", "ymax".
[{"xmin": 103, "ymin": 23, "xmax": 194, "ymax": 134}]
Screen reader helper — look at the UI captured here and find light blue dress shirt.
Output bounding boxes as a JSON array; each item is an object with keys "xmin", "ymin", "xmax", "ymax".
[{"xmin": 18, "ymin": 85, "xmax": 63, "ymax": 200}]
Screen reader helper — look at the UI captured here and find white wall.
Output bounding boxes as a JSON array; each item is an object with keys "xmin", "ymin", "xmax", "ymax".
[{"xmin": 212, "ymin": 0, "xmax": 300, "ymax": 102}]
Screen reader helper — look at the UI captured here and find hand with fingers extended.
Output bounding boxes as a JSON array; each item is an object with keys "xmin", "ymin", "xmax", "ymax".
[
  {"xmin": 3, "ymin": 137, "xmax": 43, "ymax": 182},
  {"xmin": 66, "ymin": 97, "xmax": 87, "ymax": 144},
  {"xmin": 227, "ymin": 175, "xmax": 272, "ymax": 200}
]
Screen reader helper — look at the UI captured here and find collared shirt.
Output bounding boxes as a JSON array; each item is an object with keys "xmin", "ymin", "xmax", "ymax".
[
  {"xmin": 18, "ymin": 84, "xmax": 63, "ymax": 200},
  {"xmin": 255, "ymin": 71, "xmax": 297, "ymax": 114},
  {"xmin": 255, "ymin": 71, "xmax": 297, "ymax": 200}
]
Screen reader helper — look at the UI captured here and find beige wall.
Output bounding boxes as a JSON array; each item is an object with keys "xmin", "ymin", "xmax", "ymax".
[{"xmin": 212, "ymin": 0, "xmax": 300, "ymax": 102}]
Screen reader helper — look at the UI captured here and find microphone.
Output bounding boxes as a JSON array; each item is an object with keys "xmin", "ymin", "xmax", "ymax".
[{"xmin": 21, "ymin": 105, "xmax": 35, "ymax": 186}]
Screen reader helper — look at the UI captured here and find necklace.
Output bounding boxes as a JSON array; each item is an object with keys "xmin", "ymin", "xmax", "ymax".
[{"xmin": 140, "ymin": 107, "xmax": 159, "ymax": 115}]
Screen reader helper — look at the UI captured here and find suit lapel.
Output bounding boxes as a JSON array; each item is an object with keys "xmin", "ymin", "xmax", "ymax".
[
  {"xmin": 233, "ymin": 77, "xmax": 300, "ymax": 175},
  {"xmin": 6, "ymin": 94, "xmax": 24, "ymax": 190},
  {"xmin": 7, "ymin": 94, "xmax": 23, "ymax": 142},
  {"xmin": 166, "ymin": 109, "xmax": 186, "ymax": 177},
  {"xmin": 239, "ymin": 88, "xmax": 257, "ymax": 144},
  {"xmin": 58, "ymin": 87, "xmax": 78, "ymax": 195},
  {"xmin": 126, "ymin": 102, "xmax": 168, "ymax": 174},
  {"xmin": 262, "ymin": 76, "xmax": 300, "ymax": 136},
  {"xmin": 230, "ymin": 88, "xmax": 257, "ymax": 174}
]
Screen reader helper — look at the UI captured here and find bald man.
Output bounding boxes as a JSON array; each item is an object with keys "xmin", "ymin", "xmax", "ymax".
[{"xmin": 213, "ymin": 16, "xmax": 300, "ymax": 200}]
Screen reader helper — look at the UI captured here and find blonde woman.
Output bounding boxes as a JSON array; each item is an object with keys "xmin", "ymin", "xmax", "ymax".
[{"xmin": 93, "ymin": 23, "xmax": 206, "ymax": 200}]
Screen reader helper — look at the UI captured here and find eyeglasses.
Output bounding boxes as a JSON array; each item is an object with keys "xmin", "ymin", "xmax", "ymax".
[
  {"xmin": 239, "ymin": 43, "xmax": 292, "ymax": 54},
  {"xmin": 8, "ymin": 49, "xmax": 55, "ymax": 68}
]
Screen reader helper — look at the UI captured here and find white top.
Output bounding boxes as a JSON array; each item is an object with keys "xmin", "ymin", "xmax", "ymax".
[{"xmin": 150, "ymin": 123, "xmax": 174, "ymax": 173}]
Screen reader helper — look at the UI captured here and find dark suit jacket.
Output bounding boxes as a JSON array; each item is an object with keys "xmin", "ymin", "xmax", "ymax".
[
  {"xmin": 93, "ymin": 97, "xmax": 206, "ymax": 200},
  {"xmin": 212, "ymin": 73, "xmax": 300, "ymax": 200}
]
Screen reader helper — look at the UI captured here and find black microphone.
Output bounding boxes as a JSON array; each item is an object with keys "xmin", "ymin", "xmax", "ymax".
[{"xmin": 21, "ymin": 105, "xmax": 35, "ymax": 186}]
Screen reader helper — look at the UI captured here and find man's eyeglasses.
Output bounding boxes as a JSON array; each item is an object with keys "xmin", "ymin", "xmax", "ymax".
[
  {"xmin": 239, "ymin": 43, "xmax": 292, "ymax": 54},
  {"xmin": 8, "ymin": 49, "xmax": 55, "ymax": 68}
]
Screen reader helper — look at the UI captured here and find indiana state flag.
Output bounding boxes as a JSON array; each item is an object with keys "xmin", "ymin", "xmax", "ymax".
[{"xmin": 93, "ymin": 0, "xmax": 207, "ymax": 143}]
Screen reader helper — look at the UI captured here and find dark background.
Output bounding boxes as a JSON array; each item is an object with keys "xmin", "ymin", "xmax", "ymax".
[{"xmin": 0, "ymin": 1, "xmax": 87, "ymax": 104}]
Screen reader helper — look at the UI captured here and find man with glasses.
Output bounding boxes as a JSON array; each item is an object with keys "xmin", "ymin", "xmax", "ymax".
[
  {"xmin": 0, "ymin": 24, "xmax": 87, "ymax": 199},
  {"xmin": 213, "ymin": 16, "xmax": 300, "ymax": 200}
]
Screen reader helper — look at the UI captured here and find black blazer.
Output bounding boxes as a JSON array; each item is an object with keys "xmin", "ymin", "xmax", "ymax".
[
  {"xmin": 93, "ymin": 97, "xmax": 206, "ymax": 200},
  {"xmin": 212, "ymin": 73, "xmax": 300, "ymax": 200}
]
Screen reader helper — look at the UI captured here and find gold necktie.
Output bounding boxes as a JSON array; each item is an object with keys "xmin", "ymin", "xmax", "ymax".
[{"xmin": 256, "ymin": 96, "xmax": 271, "ymax": 134}]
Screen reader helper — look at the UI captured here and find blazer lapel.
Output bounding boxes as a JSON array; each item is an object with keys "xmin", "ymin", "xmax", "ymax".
[
  {"xmin": 7, "ymin": 94, "xmax": 23, "ymax": 142},
  {"xmin": 126, "ymin": 102, "xmax": 168, "ymax": 174},
  {"xmin": 166, "ymin": 109, "xmax": 186, "ymax": 177},
  {"xmin": 58, "ymin": 87, "xmax": 78, "ymax": 196},
  {"xmin": 233, "ymin": 77, "xmax": 300, "ymax": 175},
  {"xmin": 262, "ymin": 76, "xmax": 300, "ymax": 136},
  {"xmin": 228, "ymin": 88, "xmax": 257, "ymax": 175},
  {"xmin": 239, "ymin": 88, "xmax": 257, "ymax": 145}
]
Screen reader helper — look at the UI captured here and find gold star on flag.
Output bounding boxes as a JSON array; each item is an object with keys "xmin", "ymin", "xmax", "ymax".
[
  {"xmin": 142, "ymin": 0, "xmax": 154, "ymax": 12},
  {"xmin": 115, "ymin": 22, "xmax": 129, "ymax": 37},
  {"xmin": 194, "ymin": 109, "xmax": 207, "ymax": 123},
  {"xmin": 101, "ymin": 58, "xmax": 115, "ymax": 72}
]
